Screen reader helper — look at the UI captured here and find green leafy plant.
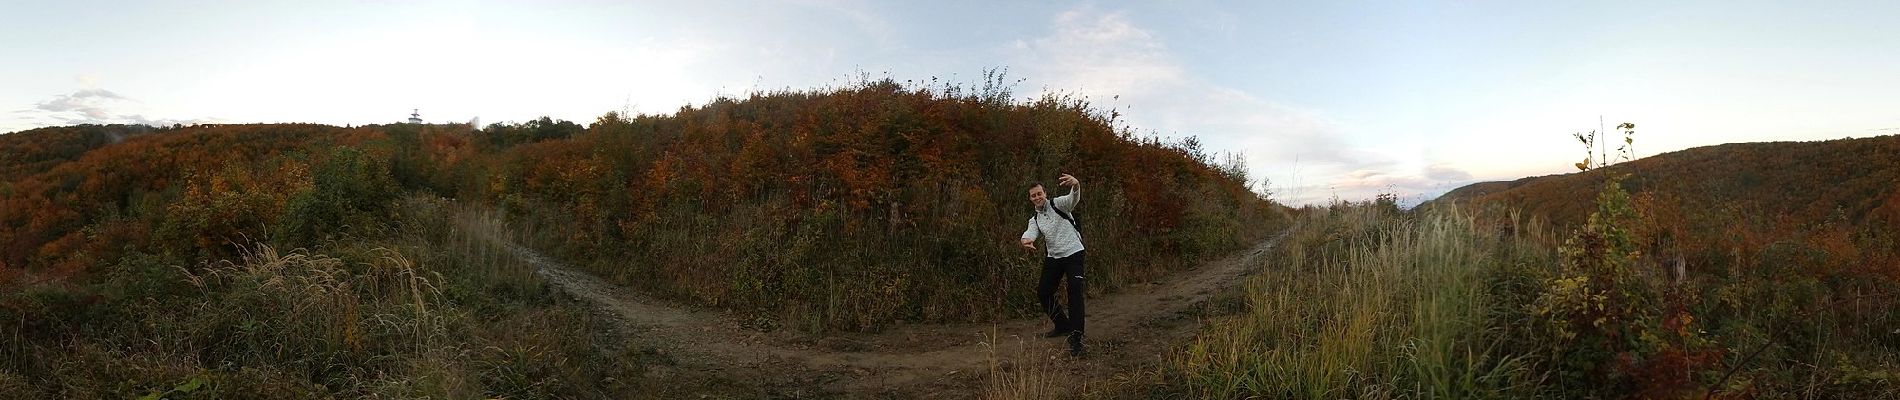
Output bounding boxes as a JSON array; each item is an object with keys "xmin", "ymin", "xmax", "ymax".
[{"xmin": 1533, "ymin": 121, "xmax": 1723, "ymax": 397}]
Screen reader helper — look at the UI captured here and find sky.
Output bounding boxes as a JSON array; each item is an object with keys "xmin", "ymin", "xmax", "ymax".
[{"xmin": 5, "ymin": 1, "xmax": 1898, "ymax": 205}]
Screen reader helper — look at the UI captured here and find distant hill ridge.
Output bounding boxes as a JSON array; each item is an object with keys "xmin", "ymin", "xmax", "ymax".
[{"xmin": 1427, "ymin": 134, "xmax": 1900, "ymax": 229}]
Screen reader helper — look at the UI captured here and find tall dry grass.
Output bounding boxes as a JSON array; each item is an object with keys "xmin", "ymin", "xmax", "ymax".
[
  {"xmin": 1142, "ymin": 194, "xmax": 1900, "ymax": 398},
  {"xmin": 1150, "ymin": 202, "xmax": 1549, "ymax": 398},
  {"xmin": 980, "ymin": 328, "xmax": 1064, "ymax": 400},
  {"xmin": 0, "ymin": 195, "xmax": 701, "ymax": 398}
]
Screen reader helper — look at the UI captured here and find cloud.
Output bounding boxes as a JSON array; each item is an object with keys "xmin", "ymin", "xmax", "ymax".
[
  {"xmin": 1017, "ymin": 8, "xmax": 1184, "ymax": 99},
  {"xmin": 1347, "ymin": 169, "xmax": 1386, "ymax": 180},
  {"xmin": 1309, "ymin": 162, "xmax": 1482, "ymax": 207},
  {"xmin": 1010, "ymin": 7, "xmax": 1380, "ymax": 205},
  {"xmin": 785, "ymin": 0, "xmax": 897, "ymax": 49},
  {"xmin": 1424, "ymin": 162, "xmax": 1473, "ymax": 181},
  {"xmin": 10, "ymin": 89, "xmax": 215, "ymax": 130},
  {"xmin": 31, "ymin": 89, "xmax": 127, "ymax": 119},
  {"xmin": 1003, "ymin": 7, "xmax": 1507, "ymax": 206}
]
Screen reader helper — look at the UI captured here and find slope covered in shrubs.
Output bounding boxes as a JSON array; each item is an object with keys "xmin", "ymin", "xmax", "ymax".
[
  {"xmin": 470, "ymin": 80, "xmax": 1285, "ymax": 331},
  {"xmin": 0, "ymin": 78, "xmax": 1284, "ymax": 395}
]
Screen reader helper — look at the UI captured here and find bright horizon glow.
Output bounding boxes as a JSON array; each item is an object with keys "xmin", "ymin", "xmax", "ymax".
[{"xmin": 5, "ymin": 1, "xmax": 1897, "ymax": 206}]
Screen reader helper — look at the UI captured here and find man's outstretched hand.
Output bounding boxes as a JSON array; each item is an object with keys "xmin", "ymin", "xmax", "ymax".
[
  {"xmin": 1058, "ymin": 173, "xmax": 1079, "ymax": 187},
  {"xmin": 1020, "ymin": 238, "xmax": 1036, "ymax": 250}
]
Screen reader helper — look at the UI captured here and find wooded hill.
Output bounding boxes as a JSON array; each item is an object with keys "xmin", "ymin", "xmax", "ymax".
[
  {"xmin": 1407, "ymin": 135, "xmax": 1900, "ymax": 397},
  {"xmin": 0, "ymin": 79, "xmax": 1284, "ymax": 332},
  {"xmin": 1430, "ymin": 135, "xmax": 1900, "ymax": 230},
  {"xmin": 1428, "ymin": 135, "xmax": 1900, "ymax": 275}
]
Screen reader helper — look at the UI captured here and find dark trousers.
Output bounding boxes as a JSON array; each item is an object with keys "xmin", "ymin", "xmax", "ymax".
[{"xmin": 1038, "ymin": 250, "xmax": 1086, "ymax": 335}]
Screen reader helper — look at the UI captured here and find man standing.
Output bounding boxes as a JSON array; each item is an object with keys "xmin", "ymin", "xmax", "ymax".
[{"xmin": 1019, "ymin": 173, "xmax": 1086, "ymax": 356}]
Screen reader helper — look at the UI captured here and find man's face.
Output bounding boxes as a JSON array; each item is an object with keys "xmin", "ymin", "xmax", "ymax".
[{"xmin": 1028, "ymin": 185, "xmax": 1047, "ymax": 209}]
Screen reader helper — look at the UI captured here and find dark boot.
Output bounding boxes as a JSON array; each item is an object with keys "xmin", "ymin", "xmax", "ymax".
[{"xmin": 1067, "ymin": 331, "xmax": 1085, "ymax": 357}]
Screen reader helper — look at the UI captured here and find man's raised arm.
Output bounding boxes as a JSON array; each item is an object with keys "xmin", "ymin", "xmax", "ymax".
[{"xmin": 1056, "ymin": 173, "xmax": 1081, "ymax": 210}]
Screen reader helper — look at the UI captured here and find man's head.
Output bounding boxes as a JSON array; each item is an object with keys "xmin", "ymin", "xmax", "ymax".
[{"xmin": 1027, "ymin": 183, "xmax": 1047, "ymax": 210}]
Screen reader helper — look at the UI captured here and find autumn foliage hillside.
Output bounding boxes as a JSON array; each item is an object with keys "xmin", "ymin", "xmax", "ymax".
[
  {"xmin": 472, "ymin": 80, "xmax": 1285, "ymax": 331},
  {"xmin": 0, "ymin": 122, "xmax": 672, "ymax": 397},
  {"xmin": 1413, "ymin": 134, "xmax": 1900, "ymax": 396},
  {"xmin": 1130, "ymin": 133, "xmax": 1899, "ymax": 398},
  {"xmin": 0, "ymin": 79, "xmax": 1283, "ymax": 334},
  {"xmin": 0, "ymin": 78, "xmax": 1288, "ymax": 396},
  {"xmin": 1429, "ymin": 134, "xmax": 1900, "ymax": 285},
  {"xmin": 0, "ymin": 125, "xmax": 156, "ymax": 182},
  {"xmin": 1432, "ymin": 135, "xmax": 1900, "ymax": 230},
  {"xmin": 0, "ymin": 123, "xmax": 427, "ymax": 275}
]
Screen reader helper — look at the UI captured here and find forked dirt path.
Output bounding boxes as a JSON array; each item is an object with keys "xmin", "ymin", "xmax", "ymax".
[{"xmin": 495, "ymin": 228, "xmax": 1291, "ymax": 398}]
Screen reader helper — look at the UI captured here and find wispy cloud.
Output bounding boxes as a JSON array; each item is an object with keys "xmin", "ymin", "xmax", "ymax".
[
  {"xmin": 31, "ymin": 89, "xmax": 127, "ymax": 120},
  {"xmin": 786, "ymin": 0, "xmax": 897, "ymax": 49},
  {"xmin": 1015, "ymin": 8, "xmax": 1183, "ymax": 99},
  {"xmin": 8, "ymin": 89, "xmax": 216, "ymax": 132},
  {"xmin": 1011, "ymin": 7, "xmax": 1408, "ymax": 205},
  {"xmin": 1424, "ymin": 162, "xmax": 1473, "ymax": 181},
  {"xmin": 1319, "ymin": 162, "xmax": 1480, "ymax": 206}
]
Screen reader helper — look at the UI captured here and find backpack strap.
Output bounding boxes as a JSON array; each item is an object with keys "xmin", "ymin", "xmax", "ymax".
[{"xmin": 1050, "ymin": 205, "xmax": 1078, "ymax": 229}]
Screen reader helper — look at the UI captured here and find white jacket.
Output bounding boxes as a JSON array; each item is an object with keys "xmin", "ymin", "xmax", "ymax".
[{"xmin": 1022, "ymin": 192, "xmax": 1085, "ymax": 259}]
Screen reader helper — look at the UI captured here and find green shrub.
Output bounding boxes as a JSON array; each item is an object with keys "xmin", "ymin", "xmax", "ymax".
[{"xmin": 275, "ymin": 147, "xmax": 397, "ymax": 248}]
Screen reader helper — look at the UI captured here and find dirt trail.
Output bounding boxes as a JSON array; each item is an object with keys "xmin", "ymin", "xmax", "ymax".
[{"xmin": 497, "ymin": 229, "xmax": 1290, "ymax": 398}]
